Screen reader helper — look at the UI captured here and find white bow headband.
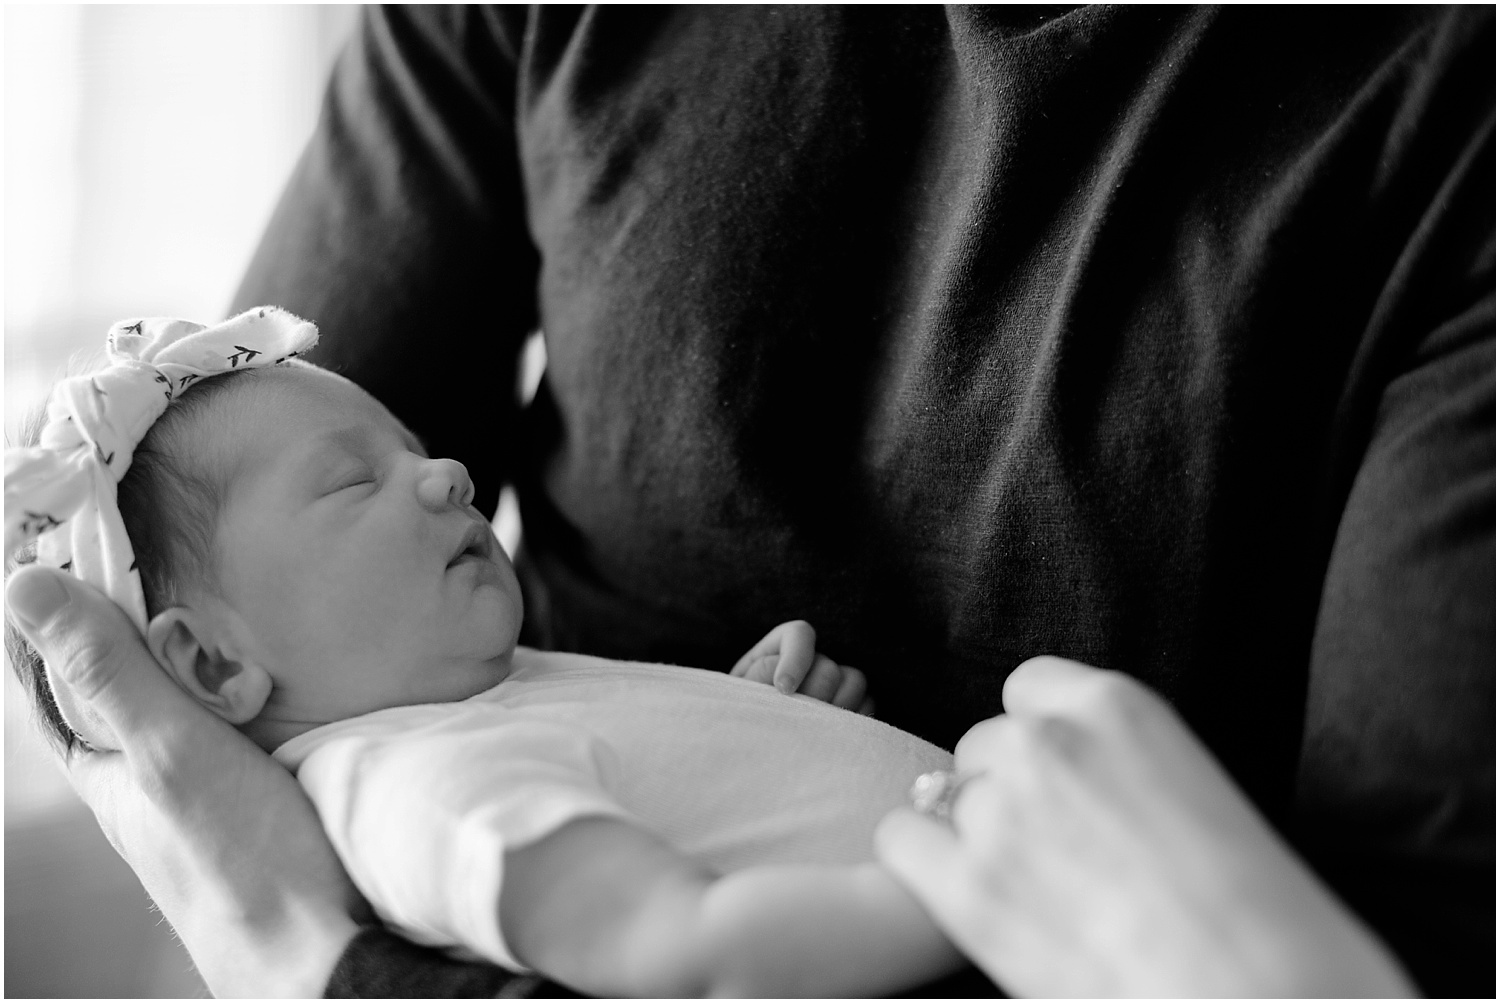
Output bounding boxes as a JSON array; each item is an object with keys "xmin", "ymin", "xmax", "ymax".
[{"xmin": 4, "ymin": 306, "xmax": 319, "ymax": 750}]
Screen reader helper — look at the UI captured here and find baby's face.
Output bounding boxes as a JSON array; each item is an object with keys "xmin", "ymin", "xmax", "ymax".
[{"xmin": 208, "ymin": 365, "xmax": 522, "ymax": 725}]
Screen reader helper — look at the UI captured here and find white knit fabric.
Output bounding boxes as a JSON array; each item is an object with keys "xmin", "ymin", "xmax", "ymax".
[
  {"xmin": 273, "ymin": 648, "xmax": 955, "ymax": 970},
  {"xmin": 4, "ymin": 307, "xmax": 319, "ymax": 749}
]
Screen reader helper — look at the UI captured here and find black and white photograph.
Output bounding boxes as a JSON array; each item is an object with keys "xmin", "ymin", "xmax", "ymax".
[{"xmin": 4, "ymin": 6, "xmax": 1493, "ymax": 998}]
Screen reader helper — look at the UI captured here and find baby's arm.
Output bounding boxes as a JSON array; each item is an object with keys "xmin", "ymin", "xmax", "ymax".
[
  {"xmin": 501, "ymin": 816, "xmax": 965, "ymax": 997},
  {"xmin": 731, "ymin": 619, "xmax": 874, "ymax": 714}
]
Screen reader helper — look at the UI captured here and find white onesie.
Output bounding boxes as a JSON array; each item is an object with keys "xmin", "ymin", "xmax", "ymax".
[{"xmin": 273, "ymin": 646, "xmax": 954, "ymax": 971}]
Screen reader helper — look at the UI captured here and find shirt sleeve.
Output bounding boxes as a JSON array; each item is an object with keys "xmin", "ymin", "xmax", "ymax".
[
  {"xmin": 230, "ymin": 5, "xmax": 539, "ymax": 517},
  {"xmin": 325, "ymin": 925, "xmax": 580, "ymax": 999},
  {"xmin": 297, "ymin": 714, "xmax": 631, "ymax": 973},
  {"xmin": 1293, "ymin": 88, "xmax": 1495, "ymax": 994}
]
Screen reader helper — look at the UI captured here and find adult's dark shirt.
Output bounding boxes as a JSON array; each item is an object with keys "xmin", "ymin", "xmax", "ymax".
[{"xmin": 235, "ymin": 5, "xmax": 1494, "ymax": 996}]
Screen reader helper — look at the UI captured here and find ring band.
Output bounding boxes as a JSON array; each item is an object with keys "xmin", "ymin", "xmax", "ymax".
[{"xmin": 909, "ymin": 769, "xmax": 979, "ymax": 820}]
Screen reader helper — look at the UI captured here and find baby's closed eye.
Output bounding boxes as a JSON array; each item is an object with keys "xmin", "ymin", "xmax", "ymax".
[{"xmin": 326, "ymin": 466, "xmax": 375, "ymax": 493}]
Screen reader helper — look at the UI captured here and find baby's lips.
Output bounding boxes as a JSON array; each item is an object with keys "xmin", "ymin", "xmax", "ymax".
[{"xmin": 447, "ymin": 520, "xmax": 492, "ymax": 566}]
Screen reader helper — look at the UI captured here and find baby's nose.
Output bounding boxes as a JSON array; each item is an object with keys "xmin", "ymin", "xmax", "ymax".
[{"xmin": 416, "ymin": 457, "xmax": 476, "ymax": 511}]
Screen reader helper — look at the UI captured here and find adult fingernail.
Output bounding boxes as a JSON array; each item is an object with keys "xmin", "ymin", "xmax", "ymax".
[{"xmin": 6, "ymin": 570, "xmax": 72, "ymax": 626}]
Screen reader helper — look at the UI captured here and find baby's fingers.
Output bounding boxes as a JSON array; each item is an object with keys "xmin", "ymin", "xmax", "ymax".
[
  {"xmin": 794, "ymin": 654, "xmax": 844, "ymax": 702},
  {"xmin": 732, "ymin": 654, "xmax": 779, "ymax": 686},
  {"xmin": 769, "ymin": 621, "xmax": 817, "ymax": 694},
  {"xmin": 830, "ymin": 665, "xmax": 870, "ymax": 712},
  {"xmin": 729, "ymin": 647, "xmax": 766, "ymax": 678},
  {"xmin": 732, "ymin": 620, "xmax": 816, "ymax": 687}
]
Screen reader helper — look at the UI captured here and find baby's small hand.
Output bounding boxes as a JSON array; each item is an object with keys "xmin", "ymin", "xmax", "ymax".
[{"xmin": 729, "ymin": 620, "xmax": 874, "ymax": 715}]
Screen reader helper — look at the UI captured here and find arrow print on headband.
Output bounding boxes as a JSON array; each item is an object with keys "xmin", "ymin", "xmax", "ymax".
[
  {"xmin": 227, "ymin": 345, "xmax": 261, "ymax": 367},
  {"xmin": 21, "ymin": 511, "xmax": 63, "ymax": 536}
]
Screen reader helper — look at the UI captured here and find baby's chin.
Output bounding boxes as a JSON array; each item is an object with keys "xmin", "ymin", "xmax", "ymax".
[
  {"xmin": 415, "ymin": 649, "xmax": 517, "ymax": 705},
  {"xmin": 468, "ymin": 648, "xmax": 518, "ymax": 693}
]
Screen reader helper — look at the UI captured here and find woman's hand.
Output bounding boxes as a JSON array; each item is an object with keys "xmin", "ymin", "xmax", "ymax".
[
  {"xmin": 6, "ymin": 566, "xmax": 367, "ymax": 998},
  {"xmin": 875, "ymin": 656, "xmax": 1417, "ymax": 997}
]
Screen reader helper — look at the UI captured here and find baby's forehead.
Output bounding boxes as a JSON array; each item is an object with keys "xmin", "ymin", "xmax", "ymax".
[
  {"xmin": 211, "ymin": 365, "xmax": 411, "ymax": 470},
  {"xmin": 236, "ymin": 363, "xmax": 394, "ymax": 425}
]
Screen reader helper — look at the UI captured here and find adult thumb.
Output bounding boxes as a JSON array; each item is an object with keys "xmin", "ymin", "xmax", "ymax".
[{"xmin": 5, "ymin": 565, "xmax": 180, "ymax": 750}]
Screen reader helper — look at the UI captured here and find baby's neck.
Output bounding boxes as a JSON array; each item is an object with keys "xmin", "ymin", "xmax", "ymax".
[
  {"xmin": 243, "ymin": 652, "xmax": 518, "ymax": 754},
  {"xmin": 243, "ymin": 716, "xmax": 322, "ymax": 753}
]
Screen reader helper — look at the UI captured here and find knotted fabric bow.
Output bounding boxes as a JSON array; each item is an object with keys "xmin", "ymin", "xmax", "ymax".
[{"xmin": 4, "ymin": 306, "xmax": 319, "ymax": 749}]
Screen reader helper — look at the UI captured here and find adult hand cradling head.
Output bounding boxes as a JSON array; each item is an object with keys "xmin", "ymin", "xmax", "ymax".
[{"xmin": 4, "ymin": 565, "xmax": 368, "ymax": 997}]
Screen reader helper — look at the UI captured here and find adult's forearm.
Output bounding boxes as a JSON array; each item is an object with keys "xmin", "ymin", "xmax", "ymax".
[
  {"xmin": 86, "ymin": 754, "xmax": 365, "ymax": 998},
  {"xmin": 189, "ymin": 892, "xmax": 360, "ymax": 997}
]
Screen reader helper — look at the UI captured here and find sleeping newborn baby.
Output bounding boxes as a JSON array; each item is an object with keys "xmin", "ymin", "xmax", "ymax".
[{"xmin": 4, "ymin": 309, "xmax": 967, "ymax": 997}]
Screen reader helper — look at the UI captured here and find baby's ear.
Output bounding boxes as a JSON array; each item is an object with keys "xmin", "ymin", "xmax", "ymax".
[{"xmin": 146, "ymin": 607, "xmax": 271, "ymax": 725}]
